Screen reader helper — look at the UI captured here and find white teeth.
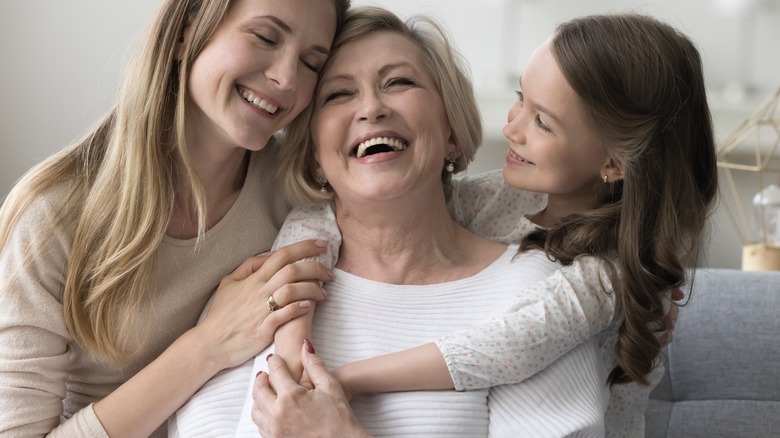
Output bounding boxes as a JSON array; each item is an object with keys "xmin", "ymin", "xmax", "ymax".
[
  {"xmin": 240, "ymin": 89, "xmax": 279, "ymax": 114},
  {"xmin": 355, "ymin": 137, "xmax": 408, "ymax": 158}
]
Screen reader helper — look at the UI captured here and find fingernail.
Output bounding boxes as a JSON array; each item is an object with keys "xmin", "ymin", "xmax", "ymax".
[
  {"xmin": 299, "ymin": 300, "xmax": 311, "ymax": 309},
  {"xmin": 304, "ymin": 338, "xmax": 316, "ymax": 354},
  {"xmin": 266, "ymin": 353, "xmax": 274, "ymax": 361},
  {"xmin": 314, "ymin": 239, "xmax": 328, "ymax": 248},
  {"xmin": 256, "ymin": 370, "xmax": 264, "ymax": 378},
  {"xmin": 320, "ymin": 286, "xmax": 328, "ymax": 297}
]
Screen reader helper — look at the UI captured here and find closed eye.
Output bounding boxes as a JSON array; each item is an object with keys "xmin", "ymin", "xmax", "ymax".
[
  {"xmin": 535, "ymin": 115, "xmax": 551, "ymax": 132},
  {"xmin": 252, "ymin": 31, "xmax": 276, "ymax": 46},
  {"xmin": 386, "ymin": 77, "xmax": 416, "ymax": 88},
  {"xmin": 321, "ymin": 88, "xmax": 353, "ymax": 104}
]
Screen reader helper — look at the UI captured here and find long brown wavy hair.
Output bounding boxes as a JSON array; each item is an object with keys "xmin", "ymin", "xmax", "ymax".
[{"xmin": 520, "ymin": 14, "xmax": 718, "ymax": 385}]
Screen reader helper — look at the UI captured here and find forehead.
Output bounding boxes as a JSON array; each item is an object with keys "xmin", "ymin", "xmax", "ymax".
[
  {"xmin": 224, "ymin": 0, "xmax": 337, "ymax": 45},
  {"xmin": 524, "ymin": 40, "xmax": 587, "ymax": 123},
  {"xmin": 324, "ymin": 31, "xmax": 428, "ymax": 77}
]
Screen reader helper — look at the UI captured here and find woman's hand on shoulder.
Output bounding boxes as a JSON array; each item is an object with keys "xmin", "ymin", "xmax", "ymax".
[{"xmin": 194, "ymin": 239, "xmax": 332, "ymax": 371}]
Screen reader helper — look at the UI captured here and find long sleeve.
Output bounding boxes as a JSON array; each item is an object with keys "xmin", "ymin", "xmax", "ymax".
[
  {"xmin": 436, "ymin": 255, "xmax": 617, "ymax": 391},
  {"xmin": 272, "ymin": 203, "xmax": 341, "ymax": 269},
  {"xmin": 448, "ymin": 170, "xmax": 546, "ymax": 243},
  {"xmin": 0, "ymin": 190, "xmax": 109, "ymax": 438}
]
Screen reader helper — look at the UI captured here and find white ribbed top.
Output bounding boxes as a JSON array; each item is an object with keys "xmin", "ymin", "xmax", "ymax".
[{"xmin": 172, "ymin": 245, "xmax": 608, "ymax": 437}]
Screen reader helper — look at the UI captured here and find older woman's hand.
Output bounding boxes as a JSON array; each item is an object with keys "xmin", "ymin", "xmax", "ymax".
[
  {"xmin": 195, "ymin": 240, "xmax": 332, "ymax": 372},
  {"xmin": 252, "ymin": 341, "xmax": 371, "ymax": 438}
]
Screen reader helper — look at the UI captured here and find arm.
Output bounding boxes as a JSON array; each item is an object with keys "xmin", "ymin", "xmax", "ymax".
[
  {"xmin": 333, "ymin": 256, "xmax": 616, "ymax": 395},
  {"xmin": 94, "ymin": 244, "xmax": 332, "ymax": 437},
  {"xmin": 271, "ymin": 204, "xmax": 341, "ymax": 381},
  {"xmin": 0, "ymin": 196, "xmax": 331, "ymax": 437},
  {"xmin": 448, "ymin": 170, "xmax": 546, "ymax": 244},
  {"xmin": 253, "ymin": 341, "xmax": 371, "ymax": 438}
]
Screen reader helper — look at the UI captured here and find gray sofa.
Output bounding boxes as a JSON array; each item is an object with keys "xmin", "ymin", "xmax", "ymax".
[{"xmin": 645, "ymin": 268, "xmax": 780, "ymax": 438}]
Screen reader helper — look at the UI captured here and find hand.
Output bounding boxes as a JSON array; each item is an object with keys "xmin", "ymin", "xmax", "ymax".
[
  {"xmin": 252, "ymin": 340, "xmax": 370, "ymax": 438},
  {"xmin": 195, "ymin": 240, "xmax": 332, "ymax": 371},
  {"xmin": 658, "ymin": 287, "xmax": 683, "ymax": 348}
]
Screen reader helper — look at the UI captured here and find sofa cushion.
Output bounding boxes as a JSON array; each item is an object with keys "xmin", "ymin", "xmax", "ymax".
[{"xmin": 645, "ymin": 268, "xmax": 780, "ymax": 438}]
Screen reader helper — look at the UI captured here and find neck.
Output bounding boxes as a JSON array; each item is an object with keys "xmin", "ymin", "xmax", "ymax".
[
  {"xmin": 167, "ymin": 147, "xmax": 249, "ymax": 239},
  {"xmin": 532, "ymin": 191, "xmax": 602, "ymax": 228},
  {"xmin": 334, "ymin": 195, "xmax": 504, "ymax": 284}
]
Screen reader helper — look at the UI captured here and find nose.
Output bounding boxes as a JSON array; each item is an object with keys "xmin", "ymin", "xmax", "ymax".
[
  {"xmin": 357, "ymin": 90, "xmax": 390, "ymax": 123},
  {"xmin": 265, "ymin": 51, "xmax": 298, "ymax": 92},
  {"xmin": 502, "ymin": 101, "xmax": 526, "ymax": 143}
]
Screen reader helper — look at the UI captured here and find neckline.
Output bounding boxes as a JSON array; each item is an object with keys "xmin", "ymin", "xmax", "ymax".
[{"xmin": 162, "ymin": 151, "xmax": 258, "ymax": 247}]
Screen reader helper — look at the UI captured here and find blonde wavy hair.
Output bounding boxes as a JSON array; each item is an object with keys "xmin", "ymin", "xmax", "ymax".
[
  {"xmin": 280, "ymin": 6, "xmax": 482, "ymax": 205},
  {"xmin": 0, "ymin": 0, "xmax": 350, "ymax": 363}
]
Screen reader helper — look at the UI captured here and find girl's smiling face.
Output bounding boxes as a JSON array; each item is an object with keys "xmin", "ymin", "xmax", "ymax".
[{"xmin": 502, "ymin": 38, "xmax": 615, "ymax": 209}]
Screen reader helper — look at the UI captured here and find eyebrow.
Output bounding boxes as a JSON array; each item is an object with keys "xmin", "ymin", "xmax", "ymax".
[
  {"xmin": 320, "ymin": 61, "xmax": 415, "ymax": 85},
  {"xmin": 519, "ymin": 75, "xmax": 563, "ymax": 124},
  {"xmin": 261, "ymin": 16, "xmax": 330, "ymax": 55}
]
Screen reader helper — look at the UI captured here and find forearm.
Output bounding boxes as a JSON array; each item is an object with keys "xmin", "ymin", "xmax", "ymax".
[
  {"xmin": 93, "ymin": 327, "xmax": 223, "ymax": 438},
  {"xmin": 334, "ymin": 343, "xmax": 453, "ymax": 396},
  {"xmin": 273, "ymin": 304, "xmax": 315, "ymax": 382}
]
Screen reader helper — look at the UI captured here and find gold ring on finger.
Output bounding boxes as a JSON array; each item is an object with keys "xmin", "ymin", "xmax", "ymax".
[{"xmin": 267, "ymin": 295, "xmax": 281, "ymax": 312}]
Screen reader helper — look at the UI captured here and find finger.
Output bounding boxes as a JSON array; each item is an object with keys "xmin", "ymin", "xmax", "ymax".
[
  {"xmin": 670, "ymin": 287, "xmax": 685, "ymax": 302},
  {"xmin": 225, "ymin": 254, "xmax": 273, "ymax": 282},
  {"xmin": 266, "ymin": 353, "xmax": 304, "ymax": 396},
  {"xmin": 253, "ymin": 370, "xmax": 275, "ymax": 403},
  {"xmin": 268, "ymin": 280, "xmax": 327, "ymax": 309},
  {"xmin": 261, "ymin": 262, "xmax": 332, "ymax": 301},
  {"xmin": 263, "ymin": 299, "xmax": 313, "ymax": 330},
  {"xmin": 251, "ymin": 371, "xmax": 275, "ymax": 434},
  {"xmin": 300, "ymin": 339, "xmax": 339, "ymax": 392},
  {"xmin": 255, "ymin": 240, "xmax": 328, "ymax": 281}
]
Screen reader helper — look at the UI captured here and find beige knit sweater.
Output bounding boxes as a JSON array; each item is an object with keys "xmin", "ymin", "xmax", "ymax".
[{"xmin": 0, "ymin": 142, "xmax": 289, "ymax": 437}]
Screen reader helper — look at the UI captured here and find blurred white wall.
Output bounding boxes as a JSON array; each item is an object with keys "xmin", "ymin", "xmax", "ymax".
[{"xmin": 2, "ymin": 0, "xmax": 779, "ymax": 269}]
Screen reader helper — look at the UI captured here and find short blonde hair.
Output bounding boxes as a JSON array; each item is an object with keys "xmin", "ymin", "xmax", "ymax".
[{"xmin": 280, "ymin": 6, "xmax": 482, "ymax": 205}]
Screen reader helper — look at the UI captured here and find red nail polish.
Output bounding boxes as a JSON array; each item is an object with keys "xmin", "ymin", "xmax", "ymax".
[
  {"xmin": 266, "ymin": 353, "xmax": 274, "ymax": 361},
  {"xmin": 304, "ymin": 338, "xmax": 316, "ymax": 354}
]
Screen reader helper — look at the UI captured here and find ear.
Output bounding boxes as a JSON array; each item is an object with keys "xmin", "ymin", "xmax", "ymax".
[
  {"xmin": 600, "ymin": 156, "xmax": 625, "ymax": 183},
  {"xmin": 446, "ymin": 131, "xmax": 462, "ymax": 159}
]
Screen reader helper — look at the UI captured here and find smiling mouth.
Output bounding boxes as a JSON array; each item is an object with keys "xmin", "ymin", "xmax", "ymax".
[
  {"xmin": 353, "ymin": 137, "xmax": 408, "ymax": 158},
  {"xmin": 239, "ymin": 88, "xmax": 280, "ymax": 115},
  {"xmin": 509, "ymin": 148, "xmax": 534, "ymax": 165}
]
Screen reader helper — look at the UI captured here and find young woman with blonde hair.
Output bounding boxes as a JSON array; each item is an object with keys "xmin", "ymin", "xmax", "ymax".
[{"xmin": 0, "ymin": 0, "xmax": 350, "ymax": 435}]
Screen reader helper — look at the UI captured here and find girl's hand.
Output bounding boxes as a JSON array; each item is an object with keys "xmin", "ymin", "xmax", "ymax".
[{"xmin": 195, "ymin": 240, "xmax": 332, "ymax": 371}]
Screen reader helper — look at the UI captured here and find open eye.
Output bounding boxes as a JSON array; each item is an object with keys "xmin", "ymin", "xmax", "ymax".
[{"xmin": 515, "ymin": 90, "xmax": 524, "ymax": 102}]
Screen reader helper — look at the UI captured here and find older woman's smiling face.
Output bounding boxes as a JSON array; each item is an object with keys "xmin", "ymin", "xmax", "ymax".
[{"xmin": 310, "ymin": 30, "xmax": 457, "ymax": 206}]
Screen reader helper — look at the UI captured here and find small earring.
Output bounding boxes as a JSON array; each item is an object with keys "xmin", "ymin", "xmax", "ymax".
[
  {"xmin": 602, "ymin": 175, "xmax": 608, "ymax": 184},
  {"xmin": 445, "ymin": 154, "xmax": 456, "ymax": 173},
  {"xmin": 317, "ymin": 175, "xmax": 329, "ymax": 193}
]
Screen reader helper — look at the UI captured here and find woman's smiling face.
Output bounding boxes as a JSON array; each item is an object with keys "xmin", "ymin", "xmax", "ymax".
[
  {"xmin": 310, "ymin": 30, "xmax": 457, "ymax": 206},
  {"xmin": 186, "ymin": 0, "xmax": 337, "ymax": 153}
]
